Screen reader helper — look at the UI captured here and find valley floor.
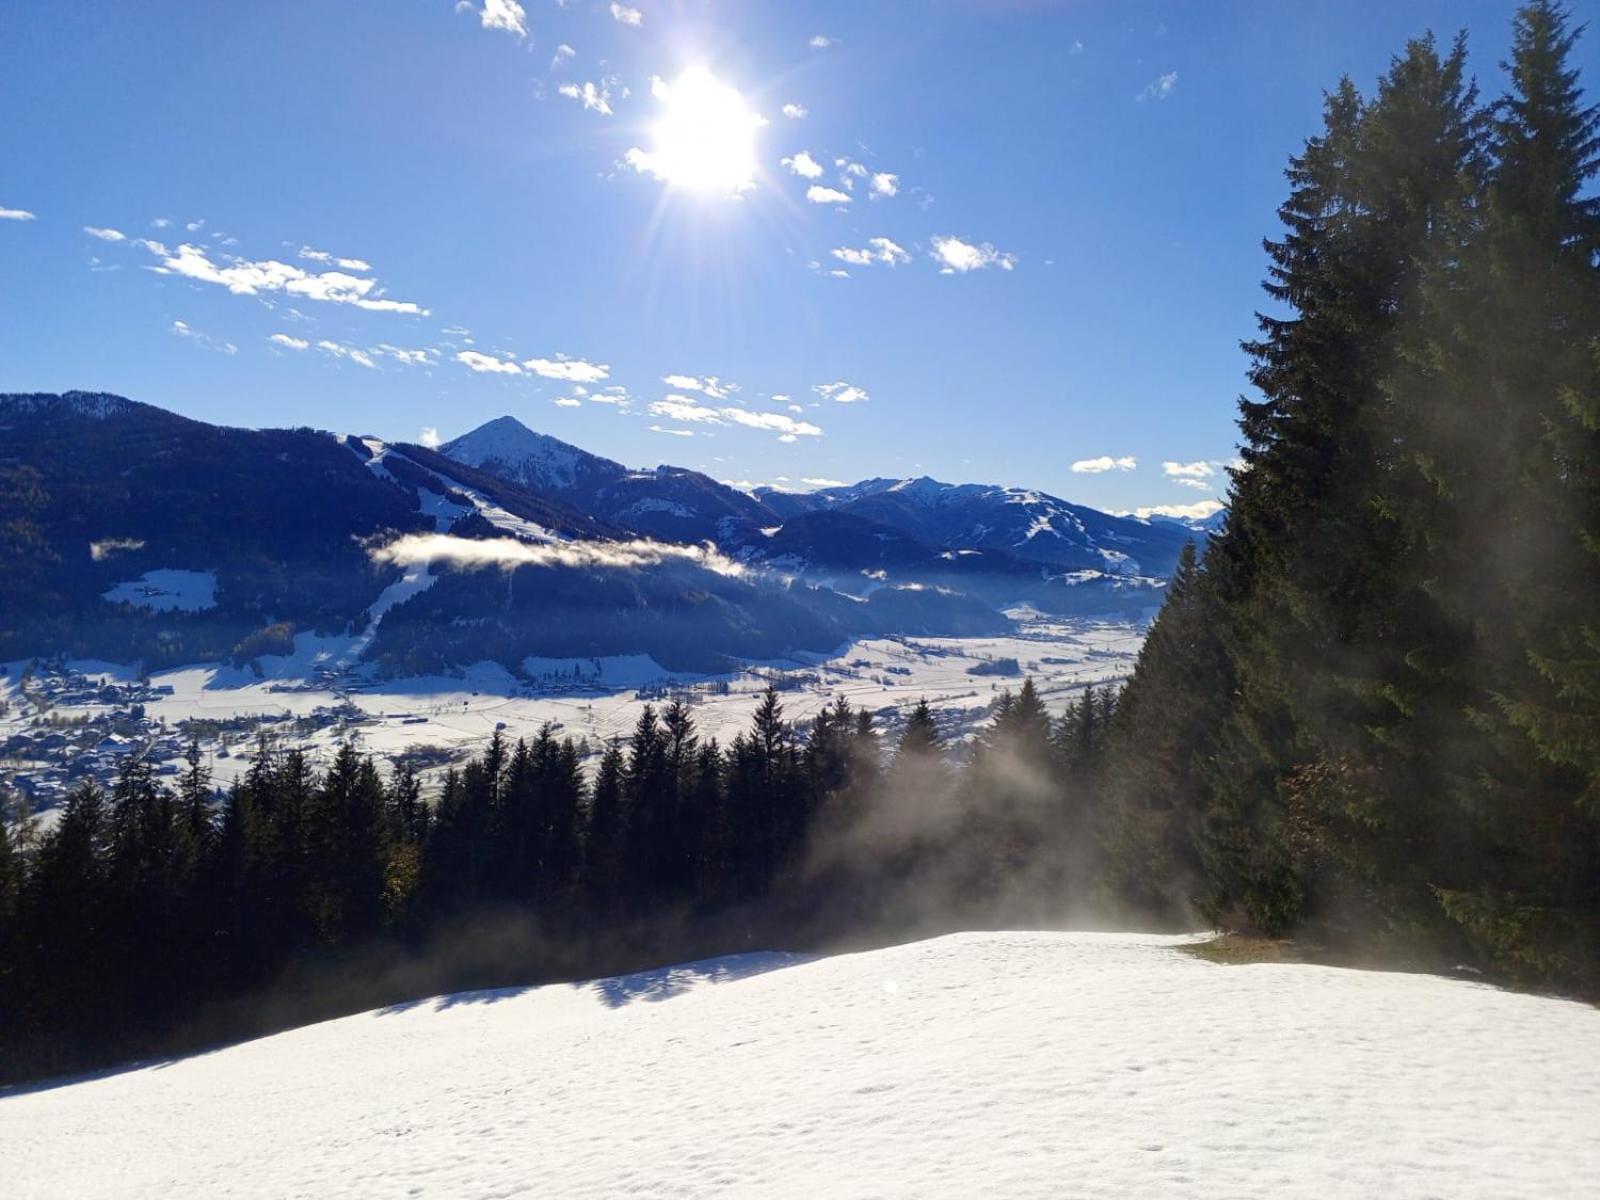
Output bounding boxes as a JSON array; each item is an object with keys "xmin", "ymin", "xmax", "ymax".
[
  {"xmin": 5, "ymin": 931, "xmax": 1597, "ymax": 1198},
  {"xmin": 2, "ymin": 613, "xmax": 1141, "ymax": 824}
]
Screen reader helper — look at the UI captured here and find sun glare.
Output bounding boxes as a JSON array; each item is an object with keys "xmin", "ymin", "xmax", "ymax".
[{"xmin": 644, "ymin": 67, "xmax": 760, "ymax": 194}]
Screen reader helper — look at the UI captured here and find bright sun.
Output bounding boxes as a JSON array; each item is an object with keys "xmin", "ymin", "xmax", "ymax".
[{"xmin": 644, "ymin": 67, "xmax": 760, "ymax": 194}]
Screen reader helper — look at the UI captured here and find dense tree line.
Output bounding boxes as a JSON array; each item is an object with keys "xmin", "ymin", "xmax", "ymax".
[
  {"xmin": 1101, "ymin": 2, "xmax": 1600, "ymax": 990},
  {"xmin": 0, "ymin": 679, "xmax": 1119, "ymax": 1085}
]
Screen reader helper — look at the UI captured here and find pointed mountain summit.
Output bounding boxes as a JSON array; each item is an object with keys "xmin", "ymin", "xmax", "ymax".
[
  {"xmin": 441, "ymin": 415, "xmax": 772, "ymax": 544},
  {"xmin": 441, "ymin": 416, "xmax": 625, "ymax": 494}
]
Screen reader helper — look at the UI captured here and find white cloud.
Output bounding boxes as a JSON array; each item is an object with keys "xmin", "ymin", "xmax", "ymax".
[
  {"xmin": 809, "ymin": 35, "xmax": 833, "ymax": 49},
  {"xmin": 1138, "ymin": 71, "xmax": 1178, "ymax": 102},
  {"xmin": 1071, "ymin": 455, "xmax": 1137, "ymax": 474},
  {"xmin": 83, "ymin": 226, "xmax": 125, "ymax": 242},
  {"xmin": 0, "ymin": 206, "xmax": 36, "ymax": 221},
  {"xmin": 419, "ymin": 427, "xmax": 442, "ymax": 449},
  {"xmin": 721, "ymin": 409, "xmax": 821, "ymax": 438},
  {"xmin": 651, "ymin": 396, "xmax": 721, "ymax": 423},
  {"xmin": 147, "ymin": 243, "xmax": 428, "ymax": 314},
  {"xmin": 802, "ymin": 477, "xmax": 845, "ymax": 488},
  {"xmin": 661, "ymin": 374, "xmax": 736, "ymax": 400},
  {"xmin": 930, "ymin": 235, "xmax": 1017, "ymax": 273},
  {"xmin": 338, "ymin": 257, "xmax": 370, "ymax": 271},
  {"xmin": 814, "ymin": 381, "xmax": 869, "ymax": 404},
  {"xmin": 456, "ymin": 350, "xmax": 523, "ymax": 375},
  {"xmin": 830, "ymin": 237, "xmax": 908, "ymax": 268},
  {"xmin": 268, "ymin": 333, "xmax": 310, "ymax": 351},
  {"xmin": 524, "ymin": 355, "xmax": 609, "ymax": 382},
  {"xmin": 649, "ymin": 397, "xmax": 821, "ymax": 439},
  {"xmin": 782, "ymin": 103, "xmax": 807, "ymax": 120},
  {"xmin": 609, "ymin": 2, "xmax": 642, "ymax": 26},
  {"xmin": 317, "ymin": 339, "xmax": 377, "ymax": 369},
  {"xmin": 298, "ymin": 246, "xmax": 333, "ymax": 263},
  {"xmin": 552, "ymin": 43, "xmax": 575, "ymax": 68},
  {"xmin": 1162, "ymin": 460, "xmax": 1215, "ymax": 479},
  {"xmin": 1125, "ymin": 500, "xmax": 1225, "ymax": 521},
  {"xmin": 806, "ymin": 185, "xmax": 852, "ymax": 205},
  {"xmin": 651, "ymin": 425, "xmax": 696, "ymax": 437},
  {"xmin": 1174, "ymin": 478, "xmax": 1212, "ymax": 491},
  {"xmin": 371, "ymin": 532, "xmax": 747, "ymax": 577},
  {"xmin": 170, "ymin": 319, "xmax": 237, "ymax": 355},
  {"xmin": 373, "ymin": 344, "xmax": 433, "ymax": 367},
  {"xmin": 1071, "ymin": 39, "xmax": 1085, "ymax": 55},
  {"xmin": 479, "ymin": 0, "xmax": 527, "ymax": 37},
  {"xmin": 590, "ymin": 386, "xmax": 632, "ymax": 406},
  {"xmin": 552, "ymin": 396, "xmax": 583, "ymax": 408},
  {"xmin": 782, "ymin": 151, "xmax": 825, "ymax": 179},
  {"xmin": 558, "ymin": 80, "xmax": 614, "ymax": 115},
  {"xmin": 870, "ymin": 172, "xmax": 899, "ymax": 198}
]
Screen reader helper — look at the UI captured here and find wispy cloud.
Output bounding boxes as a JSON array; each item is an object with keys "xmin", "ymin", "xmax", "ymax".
[
  {"xmin": 1071, "ymin": 455, "xmax": 1137, "ymax": 474},
  {"xmin": 371, "ymin": 532, "xmax": 748, "ymax": 577},
  {"xmin": 1137, "ymin": 71, "xmax": 1178, "ymax": 102},
  {"xmin": 814, "ymin": 381, "xmax": 869, "ymax": 404},
  {"xmin": 831, "ymin": 237, "xmax": 909, "ymax": 268},
  {"xmin": 558, "ymin": 79, "xmax": 616, "ymax": 115},
  {"xmin": 418, "ymin": 427, "xmax": 442, "ymax": 449},
  {"xmin": 144, "ymin": 242, "xmax": 428, "ymax": 315},
  {"xmin": 84, "ymin": 225, "xmax": 126, "ymax": 242},
  {"xmin": 170, "ymin": 319, "xmax": 237, "ymax": 355},
  {"xmin": 298, "ymin": 245, "xmax": 370, "ymax": 271},
  {"xmin": 802, "ymin": 477, "xmax": 845, "ymax": 488},
  {"xmin": 930, "ymin": 235, "xmax": 1016, "ymax": 273},
  {"xmin": 456, "ymin": 350, "xmax": 523, "ymax": 375},
  {"xmin": 809, "ymin": 34, "xmax": 833, "ymax": 49},
  {"xmin": 806, "ymin": 185, "xmax": 852, "ymax": 205},
  {"xmin": 608, "ymin": 2, "xmax": 642, "ymax": 26},
  {"xmin": 651, "ymin": 425, "xmax": 696, "ymax": 437},
  {"xmin": 649, "ymin": 397, "xmax": 821, "ymax": 440},
  {"xmin": 870, "ymin": 172, "xmax": 899, "ymax": 198},
  {"xmin": 268, "ymin": 332, "xmax": 310, "ymax": 351},
  {"xmin": 660, "ymin": 374, "xmax": 736, "ymax": 400},
  {"xmin": 551, "ymin": 43, "xmax": 575, "ymax": 69},
  {"xmin": 317, "ymin": 339, "xmax": 377, "ymax": 369},
  {"xmin": 373, "ymin": 344, "xmax": 434, "ymax": 367},
  {"xmin": 1163, "ymin": 458, "xmax": 1237, "ymax": 491},
  {"xmin": 781, "ymin": 103, "xmax": 807, "ymax": 119},
  {"xmin": 0, "ymin": 206, "xmax": 36, "ymax": 221},
  {"xmin": 525, "ymin": 355, "xmax": 609, "ymax": 382}
]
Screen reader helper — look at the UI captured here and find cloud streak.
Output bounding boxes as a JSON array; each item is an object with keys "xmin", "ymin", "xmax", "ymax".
[
  {"xmin": 1071, "ymin": 456, "xmax": 1137, "ymax": 474},
  {"xmin": 931, "ymin": 235, "xmax": 1016, "ymax": 273},
  {"xmin": 371, "ymin": 533, "xmax": 748, "ymax": 577},
  {"xmin": 146, "ymin": 242, "xmax": 428, "ymax": 314}
]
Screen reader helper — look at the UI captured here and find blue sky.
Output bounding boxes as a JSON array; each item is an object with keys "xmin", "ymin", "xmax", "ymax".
[{"xmin": 0, "ymin": 0, "xmax": 1560, "ymax": 515}]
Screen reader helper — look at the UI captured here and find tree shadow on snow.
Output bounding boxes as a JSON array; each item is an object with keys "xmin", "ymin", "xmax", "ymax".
[{"xmin": 582, "ymin": 951, "xmax": 814, "ymax": 1009}]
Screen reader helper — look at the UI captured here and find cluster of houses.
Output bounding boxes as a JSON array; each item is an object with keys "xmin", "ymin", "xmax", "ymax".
[{"xmin": 0, "ymin": 665, "xmax": 378, "ymax": 813}]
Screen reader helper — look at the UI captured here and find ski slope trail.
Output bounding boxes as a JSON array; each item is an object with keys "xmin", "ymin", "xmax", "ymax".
[{"xmin": 5, "ymin": 932, "xmax": 1598, "ymax": 1198}]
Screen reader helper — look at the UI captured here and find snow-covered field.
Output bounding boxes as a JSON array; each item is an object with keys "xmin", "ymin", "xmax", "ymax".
[
  {"xmin": 4, "ymin": 931, "xmax": 1596, "ymax": 1199},
  {"xmin": 2, "ymin": 614, "xmax": 1142, "ymax": 810}
]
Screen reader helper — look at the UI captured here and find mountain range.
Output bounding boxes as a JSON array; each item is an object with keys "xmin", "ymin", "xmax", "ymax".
[{"xmin": 0, "ymin": 393, "xmax": 1207, "ymax": 674}]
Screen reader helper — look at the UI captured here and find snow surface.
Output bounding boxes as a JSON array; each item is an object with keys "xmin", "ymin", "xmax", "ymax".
[
  {"xmin": 101, "ymin": 569, "xmax": 217, "ymax": 613},
  {"xmin": 5, "ymin": 931, "xmax": 1597, "ymax": 1199}
]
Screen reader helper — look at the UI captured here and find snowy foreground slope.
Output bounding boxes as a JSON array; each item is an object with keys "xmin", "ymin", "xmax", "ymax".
[{"xmin": 6, "ymin": 933, "xmax": 1599, "ymax": 1199}]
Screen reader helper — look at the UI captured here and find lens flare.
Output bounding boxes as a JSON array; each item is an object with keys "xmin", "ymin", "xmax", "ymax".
[{"xmin": 639, "ymin": 67, "xmax": 760, "ymax": 194}]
